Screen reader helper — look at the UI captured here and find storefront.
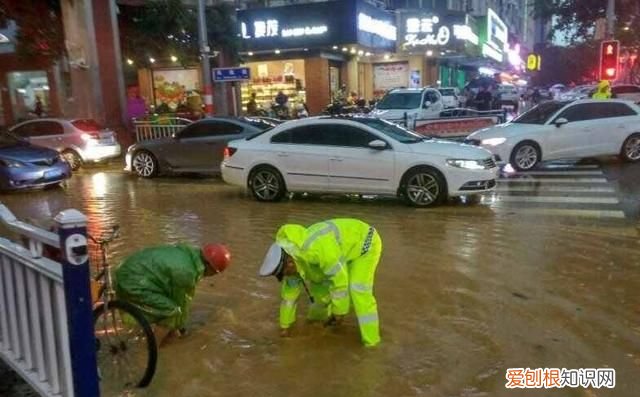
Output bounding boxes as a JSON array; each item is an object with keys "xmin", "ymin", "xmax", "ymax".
[
  {"xmin": 0, "ymin": 21, "xmax": 60, "ymax": 126},
  {"xmin": 395, "ymin": 11, "xmax": 483, "ymax": 89},
  {"xmin": 237, "ymin": 0, "xmax": 397, "ymax": 114}
]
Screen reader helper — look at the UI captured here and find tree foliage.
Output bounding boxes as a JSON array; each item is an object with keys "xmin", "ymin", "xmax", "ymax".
[
  {"xmin": 0, "ymin": 0, "xmax": 65, "ymax": 66},
  {"xmin": 533, "ymin": 0, "xmax": 640, "ymax": 46},
  {"xmin": 531, "ymin": 42, "xmax": 600, "ymax": 86},
  {"xmin": 118, "ymin": 0, "xmax": 239, "ymax": 67}
]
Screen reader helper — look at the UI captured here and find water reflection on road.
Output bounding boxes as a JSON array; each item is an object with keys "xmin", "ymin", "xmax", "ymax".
[{"xmin": 1, "ymin": 168, "xmax": 639, "ymax": 397}]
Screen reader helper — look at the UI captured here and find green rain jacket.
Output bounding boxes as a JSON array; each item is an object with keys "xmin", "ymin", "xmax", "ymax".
[
  {"xmin": 276, "ymin": 218, "xmax": 374, "ymax": 329},
  {"xmin": 114, "ymin": 244, "xmax": 206, "ymax": 330}
]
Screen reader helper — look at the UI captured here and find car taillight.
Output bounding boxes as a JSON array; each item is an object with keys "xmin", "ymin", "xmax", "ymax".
[
  {"xmin": 224, "ymin": 147, "xmax": 237, "ymax": 158},
  {"xmin": 81, "ymin": 131, "xmax": 100, "ymax": 141}
]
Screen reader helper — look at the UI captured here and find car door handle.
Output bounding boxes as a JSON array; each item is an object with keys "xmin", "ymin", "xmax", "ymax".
[
  {"xmin": 277, "ymin": 152, "xmax": 289, "ymax": 157},
  {"xmin": 330, "ymin": 157, "xmax": 344, "ymax": 162}
]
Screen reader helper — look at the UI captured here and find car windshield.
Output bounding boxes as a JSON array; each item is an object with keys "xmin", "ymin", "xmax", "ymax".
[
  {"xmin": 439, "ymin": 89, "xmax": 455, "ymax": 96},
  {"xmin": 376, "ymin": 93, "xmax": 423, "ymax": 110},
  {"xmin": 72, "ymin": 119, "xmax": 103, "ymax": 131},
  {"xmin": 352, "ymin": 118, "xmax": 426, "ymax": 143},
  {"xmin": 512, "ymin": 101, "xmax": 569, "ymax": 124},
  {"xmin": 0, "ymin": 133, "xmax": 23, "ymax": 148}
]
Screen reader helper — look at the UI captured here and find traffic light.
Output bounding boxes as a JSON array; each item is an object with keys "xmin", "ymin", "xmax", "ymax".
[{"xmin": 599, "ymin": 40, "xmax": 620, "ymax": 81}]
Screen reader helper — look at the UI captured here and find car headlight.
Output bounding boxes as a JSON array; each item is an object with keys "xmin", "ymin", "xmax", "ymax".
[
  {"xmin": 0, "ymin": 158, "xmax": 25, "ymax": 168},
  {"xmin": 446, "ymin": 159, "xmax": 486, "ymax": 170},
  {"xmin": 481, "ymin": 137, "xmax": 507, "ymax": 146}
]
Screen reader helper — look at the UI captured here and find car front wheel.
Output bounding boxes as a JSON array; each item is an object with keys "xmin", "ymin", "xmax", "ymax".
[
  {"xmin": 401, "ymin": 167, "xmax": 446, "ymax": 207},
  {"xmin": 62, "ymin": 150, "xmax": 82, "ymax": 171},
  {"xmin": 621, "ymin": 133, "xmax": 640, "ymax": 162},
  {"xmin": 132, "ymin": 151, "xmax": 158, "ymax": 178},
  {"xmin": 510, "ymin": 141, "xmax": 540, "ymax": 171},
  {"xmin": 248, "ymin": 166, "xmax": 286, "ymax": 202}
]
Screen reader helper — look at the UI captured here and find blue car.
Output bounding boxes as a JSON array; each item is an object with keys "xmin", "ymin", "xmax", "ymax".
[{"xmin": 0, "ymin": 133, "xmax": 71, "ymax": 191}]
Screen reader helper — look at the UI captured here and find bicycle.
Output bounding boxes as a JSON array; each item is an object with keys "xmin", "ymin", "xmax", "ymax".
[{"xmin": 89, "ymin": 226, "xmax": 157, "ymax": 391}]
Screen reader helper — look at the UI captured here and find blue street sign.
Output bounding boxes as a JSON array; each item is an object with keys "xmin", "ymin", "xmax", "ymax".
[{"xmin": 212, "ymin": 67, "xmax": 251, "ymax": 82}]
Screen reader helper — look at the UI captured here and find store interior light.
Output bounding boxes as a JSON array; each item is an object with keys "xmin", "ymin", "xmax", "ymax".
[
  {"xmin": 248, "ymin": 51, "xmax": 254, "ymax": 56},
  {"xmin": 623, "ymin": 26, "xmax": 630, "ymax": 31},
  {"xmin": 275, "ymin": 49, "xmax": 281, "ymax": 54},
  {"xmin": 170, "ymin": 55, "xmax": 178, "ymax": 62},
  {"xmin": 365, "ymin": 52, "xmax": 371, "ymax": 56},
  {"xmin": 342, "ymin": 47, "xmax": 348, "ymax": 52},
  {"xmin": 304, "ymin": 48, "xmax": 309, "ymax": 52},
  {"xmin": 350, "ymin": 48, "xmax": 357, "ymax": 54},
  {"xmin": 426, "ymin": 50, "xmax": 433, "ymax": 56},
  {"xmin": 333, "ymin": 45, "xmax": 338, "ymax": 50},
  {"xmin": 384, "ymin": 54, "xmax": 390, "ymax": 60},
  {"xmin": 149, "ymin": 57, "xmax": 156, "ymax": 63},
  {"xmin": 440, "ymin": 52, "xmax": 445, "ymax": 56},
  {"xmin": 358, "ymin": 50, "xmax": 364, "ymax": 56},
  {"xmin": 126, "ymin": 58, "xmax": 134, "ymax": 65},
  {"xmin": 478, "ymin": 66, "xmax": 497, "ymax": 76}
]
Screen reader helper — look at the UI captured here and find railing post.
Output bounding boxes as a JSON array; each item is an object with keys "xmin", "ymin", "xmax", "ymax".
[{"xmin": 55, "ymin": 210, "xmax": 100, "ymax": 397}]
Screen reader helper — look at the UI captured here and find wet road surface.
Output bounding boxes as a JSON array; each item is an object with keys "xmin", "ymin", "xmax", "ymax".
[{"xmin": 1, "ymin": 159, "xmax": 639, "ymax": 397}]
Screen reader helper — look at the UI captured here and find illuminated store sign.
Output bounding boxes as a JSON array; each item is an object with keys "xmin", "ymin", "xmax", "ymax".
[
  {"xmin": 403, "ymin": 16, "xmax": 479, "ymax": 48},
  {"xmin": 241, "ymin": 21, "xmax": 328, "ymax": 39},
  {"xmin": 482, "ymin": 8, "xmax": 508, "ymax": 62},
  {"xmin": 358, "ymin": 12, "xmax": 397, "ymax": 41}
]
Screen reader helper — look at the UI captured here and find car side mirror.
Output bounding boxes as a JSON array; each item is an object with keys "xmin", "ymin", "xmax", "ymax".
[
  {"xmin": 368, "ymin": 140, "xmax": 387, "ymax": 150},
  {"xmin": 423, "ymin": 101, "xmax": 432, "ymax": 109},
  {"xmin": 554, "ymin": 117, "xmax": 568, "ymax": 127}
]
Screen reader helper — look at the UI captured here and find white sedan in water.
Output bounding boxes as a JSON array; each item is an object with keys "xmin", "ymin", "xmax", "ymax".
[
  {"xmin": 465, "ymin": 99, "xmax": 640, "ymax": 171},
  {"xmin": 221, "ymin": 117, "xmax": 498, "ymax": 207}
]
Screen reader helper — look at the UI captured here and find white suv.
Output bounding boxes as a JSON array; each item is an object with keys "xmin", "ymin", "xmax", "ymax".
[
  {"xmin": 221, "ymin": 117, "xmax": 498, "ymax": 207},
  {"xmin": 466, "ymin": 99, "xmax": 640, "ymax": 170},
  {"xmin": 370, "ymin": 88, "xmax": 444, "ymax": 122}
]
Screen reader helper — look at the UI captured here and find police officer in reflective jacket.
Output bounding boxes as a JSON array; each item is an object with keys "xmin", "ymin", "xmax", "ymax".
[{"xmin": 260, "ymin": 218, "xmax": 382, "ymax": 347}]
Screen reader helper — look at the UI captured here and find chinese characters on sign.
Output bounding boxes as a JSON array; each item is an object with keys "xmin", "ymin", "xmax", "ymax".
[
  {"xmin": 505, "ymin": 368, "xmax": 615, "ymax": 389},
  {"xmin": 358, "ymin": 13, "xmax": 397, "ymax": 41},
  {"xmin": 241, "ymin": 21, "xmax": 328, "ymax": 39},
  {"xmin": 403, "ymin": 16, "xmax": 478, "ymax": 48}
]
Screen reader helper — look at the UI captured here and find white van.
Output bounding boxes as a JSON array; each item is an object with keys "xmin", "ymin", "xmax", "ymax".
[{"xmin": 371, "ymin": 88, "xmax": 444, "ymax": 122}]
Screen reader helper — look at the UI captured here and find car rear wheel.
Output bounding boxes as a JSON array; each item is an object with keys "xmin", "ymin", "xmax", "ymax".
[
  {"xmin": 248, "ymin": 166, "xmax": 286, "ymax": 202},
  {"xmin": 132, "ymin": 151, "xmax": 158, "ymax": 178},
  {"xmin": 621, "ymin": 133, "xmax": 640, "ymax": 162},
  {"xmin": 510, "ymin": 141, "xmax": 540, "ymax": 171},
  {"xmin": 401, "ymin": 167, "xmax": 446, "ymax": 207},
  {"xmin": 61, "ymin": 150, "xmax": 82, "ymax": 171}
]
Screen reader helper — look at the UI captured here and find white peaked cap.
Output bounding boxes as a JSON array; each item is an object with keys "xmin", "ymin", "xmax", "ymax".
[{"xmin": 259, "ymin": 243, "xmax": 284, "ymax": 277}]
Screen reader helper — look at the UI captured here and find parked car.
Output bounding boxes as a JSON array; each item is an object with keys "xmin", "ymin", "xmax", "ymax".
[
  {"xmin": 370, "ymin": 88, "xmax": 444, "ymax": 122},
  {"xmin": 612, "ymin": 85, "xmax": 640, "ymax": 102},
  {"xmin": 465, "ymin": 99, "xmax": 640, "ymax": 171},
  {"xmin": 221, "ymin": 116, "xmax": 498, "ymax": 207},
  {"xmin": 125, "ymin": 117, "xmax": 271, "ymax": 177},
  {"xmin": 438, "ymin": 87, "xmax": 462, "ymax": 109},
  {"xmin": 558, "ymin": 85, "xmax": 596, "ymax": 101},
  {"xmin": 9, "ymin": 118, "xmax": 121, "ymax": 170},
  {"xmin": 0, "ymin": 132, "xmax": 71, "ymax": 191},
  {"xmin": 497, "ymin": 84, "xmax": 520, "ymax": 106}
]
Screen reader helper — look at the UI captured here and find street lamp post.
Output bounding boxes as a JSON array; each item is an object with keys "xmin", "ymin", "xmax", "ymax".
[{"xmin": 198, "ymin": 0, "xmax": 213, "ymax": 116}]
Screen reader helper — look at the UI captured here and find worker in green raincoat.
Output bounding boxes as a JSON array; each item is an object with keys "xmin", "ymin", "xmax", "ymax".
[
  {"xmin": 259, "ymin": 219, "xmax": 382, "ymax": 347},
  {"xmin": 114, "ymin": 243, "xmax": 231, "ymax": 333}
]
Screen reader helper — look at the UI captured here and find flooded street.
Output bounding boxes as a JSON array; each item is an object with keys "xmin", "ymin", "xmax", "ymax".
[{"xmin": 1, "ymin": 162, "xmax": 639, "ymax": 397}]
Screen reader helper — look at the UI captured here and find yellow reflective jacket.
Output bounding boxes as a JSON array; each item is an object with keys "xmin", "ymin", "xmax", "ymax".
[
  {"xmin": 592, "ymin": 80, "xmax": 612, "ymax": 99},
  {"xmin": 275, "ymin": 219, "xmax": 375, "ymax": 328}
]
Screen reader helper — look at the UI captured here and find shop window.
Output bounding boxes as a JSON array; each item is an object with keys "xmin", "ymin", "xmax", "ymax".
[{"xmin": 7, "ymin": 71, "xmax": 51, "ymax": 122}]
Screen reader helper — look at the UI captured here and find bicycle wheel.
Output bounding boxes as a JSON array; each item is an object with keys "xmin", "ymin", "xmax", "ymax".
[{"xmin": 93, "ymin": 300, "xmax": 158, "ymax": 391}]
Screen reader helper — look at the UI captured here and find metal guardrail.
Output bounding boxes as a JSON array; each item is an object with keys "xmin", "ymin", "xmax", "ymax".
[
  {"xmin": 0, "ymin": 204, "xmax": 99, "ymax": 397},
  {"xmin": 133, "ymin": 117, "xmax": 193, "ymax": 142}
]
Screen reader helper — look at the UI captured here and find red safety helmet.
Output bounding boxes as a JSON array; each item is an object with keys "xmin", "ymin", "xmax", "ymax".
[{"xmin": 202, "ymin": 244, "xmax": 231, "ymax": 273}]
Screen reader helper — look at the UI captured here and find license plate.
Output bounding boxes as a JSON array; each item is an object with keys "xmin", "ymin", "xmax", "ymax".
[{"xmin": 44, "ymin": 170, "xmax": 61, "ymax": 179}]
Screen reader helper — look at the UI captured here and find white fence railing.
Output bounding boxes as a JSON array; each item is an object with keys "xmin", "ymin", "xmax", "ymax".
[
  {"xmin": 133, "ymin": 117, "xmax": 193, "ymax": 142},
  {"xmin": 0, "ymin": 204, "xmax": 99, "ymax": 397}
]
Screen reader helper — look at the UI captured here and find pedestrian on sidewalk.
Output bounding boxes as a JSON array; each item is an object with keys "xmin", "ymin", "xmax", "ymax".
[{"xmin": 260, "ymin": 218, "xmax": 383, "ymax": 347}]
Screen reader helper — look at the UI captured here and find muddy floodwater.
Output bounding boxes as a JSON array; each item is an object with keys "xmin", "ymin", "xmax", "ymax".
[{"xmin": 1, "ymin": 167, "xmax": 639, "ymax": 397}]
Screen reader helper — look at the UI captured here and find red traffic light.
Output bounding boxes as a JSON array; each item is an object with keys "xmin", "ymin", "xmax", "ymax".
[{"xmin": 599, "ymin": 40, "xmax": 620, "ymax": 81}]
